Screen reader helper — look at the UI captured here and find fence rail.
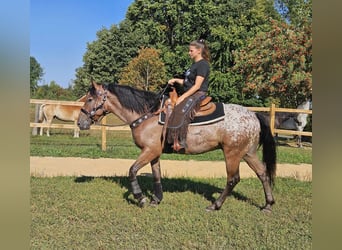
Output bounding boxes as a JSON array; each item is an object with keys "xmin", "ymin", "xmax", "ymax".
[{"xmin": 30, "ymin": 99, "xmax": 312, "ymax": 151}]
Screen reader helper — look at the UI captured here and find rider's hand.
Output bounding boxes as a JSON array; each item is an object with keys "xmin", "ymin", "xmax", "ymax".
[{"xmin": 168, "ymin": 79, "xmax": 175, "ymax": 85}]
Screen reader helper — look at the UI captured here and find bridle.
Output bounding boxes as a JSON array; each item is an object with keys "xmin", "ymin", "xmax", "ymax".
[
  {"xmin": 80, "ymin": 83, "xmax": 172, "ymax": 127},
  {"xmin": 80, "ymin": 89, "xmax": 108, "ymax": 123}
]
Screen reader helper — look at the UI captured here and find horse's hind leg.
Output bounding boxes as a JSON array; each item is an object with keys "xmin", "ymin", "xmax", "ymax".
[
  {"xmin": 40, "ymin": 118, "xmax": 49, "ymax": 136},
  {"xmin": 206, "ymin": 149, "xmax": 241, "ymax": 211},
  {"xmin": 44, "ymin": 116, "xmax": 53, "ymax": 137},
  {"xmin": 243, "ymin": 152, "xmax": 275, "ymax": 212},
  {"xmin": 39, "ymin": 120, "xmax": 44, "ymax": 136}
]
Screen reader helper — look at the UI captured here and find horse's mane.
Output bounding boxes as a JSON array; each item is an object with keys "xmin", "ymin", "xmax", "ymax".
[{"xmin": 94, "ymin": 83, "xmax": 160, "ymax": 114}]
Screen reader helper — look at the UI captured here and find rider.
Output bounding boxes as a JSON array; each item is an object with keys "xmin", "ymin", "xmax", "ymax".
[{"xmin": 167, "ymin": 39, "xmax": 211, "ymax": 151}]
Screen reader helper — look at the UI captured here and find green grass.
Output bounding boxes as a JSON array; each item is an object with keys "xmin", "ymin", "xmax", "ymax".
[
  {"xmin": 30, "ymin": 130, "xmax": 312, "ymax": 164},
  {"xmin": 30, "ymin": 104, "xmax": 312, "ymax": 249},
  {"xmin": 31, "ymin": 176, "xmax": 312, "ymax": 249}
]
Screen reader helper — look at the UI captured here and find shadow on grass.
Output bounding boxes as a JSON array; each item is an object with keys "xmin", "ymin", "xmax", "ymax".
[{"xmin": 74, "ymin": 175, "xmax": 261, "ymax": 209}]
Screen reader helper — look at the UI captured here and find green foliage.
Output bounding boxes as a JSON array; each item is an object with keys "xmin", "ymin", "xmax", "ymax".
[
  {"xmin": 119, "ymin": 47, "xmax": 167, "ymax": 91},
  {"xmin": 71, "ymin": 0, "xmax": 312, "ymax": 107},
  {"xmin": 275, "ymin": 0, "xmax": 312, "ymax": 26},
  {"xmin": 233, "ymin": 19, "xmax": 312, "ymax": 107},
  {"xmin": 32, "ymin": 81, "xmax": 77, "ymax": 100},
  {"xmin": 31, "ymin": 177, "xmax": 312, "ymax": 249},
  {"xmin": 30, "ymin": 56, "xmax": 44, "ymax": 96},
  {"xmin": 73, "ymin": 20, "xmax": 148, "ymax": 90}
]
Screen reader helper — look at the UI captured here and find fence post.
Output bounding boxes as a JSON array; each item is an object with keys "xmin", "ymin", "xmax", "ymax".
[
  {"xmin": 270, "ymin": 103, "xmax": 276, "ymax": 136},
  {"xmin": 32, "ymin": 104, "xmax": 41, "ymax": 135},
  {"xmin": 101, "ymin": 116, "xmax": 107, "ymax": 151}
]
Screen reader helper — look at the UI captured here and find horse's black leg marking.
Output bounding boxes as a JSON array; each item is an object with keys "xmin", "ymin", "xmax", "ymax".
[
  {"xmin": 130, "ymin": 179, "xmax": 143, "ymax": 199},
  {"xmin": 150, "ymin": 158, "xmax": 163, "ymax": 206},
  {"xmin": 297, "ymin": 135, "xmax": 303, "ymax": 148},
  {"xmin": 257, "ymin": 172, "xmax": 275, "ymax": 212},
  {"xmin": 151, "ymin": 183, "xmax": 163, "ymax": 205},
  {"xmin": 243, "ymin": 152, "xmax": 275, "ymax": 213},
  {"xmin": 129, "ymin": 163, "xmax": 148, "ymax": 207}
]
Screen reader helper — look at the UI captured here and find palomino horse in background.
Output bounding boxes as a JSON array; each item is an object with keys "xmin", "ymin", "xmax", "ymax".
[
  {"xmin": 38, "ymin": 95, "xmax": 86, "ymax": 137},
  {"xmin": 78, "ymin": 82, "xmax": 277, "ymax": 212},
  {"xmin": 261, "ymin": 100, "xmax": 311, "ymax": 147}
]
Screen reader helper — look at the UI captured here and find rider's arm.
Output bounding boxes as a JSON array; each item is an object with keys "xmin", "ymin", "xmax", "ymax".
[
  {"xmin": 176, "ymin": 76, "xmax": 204, "ymax": 105},
  {"xmin": 168, "ymin": 78, "xmax": 184, "ymax": 85}
]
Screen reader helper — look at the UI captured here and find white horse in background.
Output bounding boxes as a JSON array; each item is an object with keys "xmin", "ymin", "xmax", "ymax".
[
  {"xmin": 295, "ymin": 99, "xmax": 311, "ymax": 147},
  {"xmin": 261, "ymin": 99, "xmax": 312, "ymax": 147}
]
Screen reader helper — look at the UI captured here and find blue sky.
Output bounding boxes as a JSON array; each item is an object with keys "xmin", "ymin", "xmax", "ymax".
[{"xmin": 30, "ymin": 0, "xmax": 134, "ymax": 88}]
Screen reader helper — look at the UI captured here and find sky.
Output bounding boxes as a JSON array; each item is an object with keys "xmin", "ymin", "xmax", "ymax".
[{"xmin": 30, "ymin": 0, "xmax": 134, "ymax": 88}]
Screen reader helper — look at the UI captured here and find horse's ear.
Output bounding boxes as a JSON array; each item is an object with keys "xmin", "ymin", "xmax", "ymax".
[{"xmin": 91, "ymin": 81, "xmax": 102, "ymax": 90}]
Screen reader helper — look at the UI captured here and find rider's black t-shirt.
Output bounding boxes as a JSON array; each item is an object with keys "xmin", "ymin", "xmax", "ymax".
[{"xmin": 183, "ymin": 59, "xmax": 210, "ymax": 92}]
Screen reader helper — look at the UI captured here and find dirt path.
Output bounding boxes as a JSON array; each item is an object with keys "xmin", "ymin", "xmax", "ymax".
[{"xmin": 30, "ymin": 157, "xmax": 312, "ymax": 181}]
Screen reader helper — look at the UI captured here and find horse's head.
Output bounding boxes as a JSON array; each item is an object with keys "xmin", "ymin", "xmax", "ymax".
[{"xmin": 77, "ymin": 81, "xmax": 108, "ymax": 130}]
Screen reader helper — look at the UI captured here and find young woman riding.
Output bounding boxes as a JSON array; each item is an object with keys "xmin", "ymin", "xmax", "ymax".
[{"xmin": 167, "ymin": 39, "xmax": 211, "ymax": 151}]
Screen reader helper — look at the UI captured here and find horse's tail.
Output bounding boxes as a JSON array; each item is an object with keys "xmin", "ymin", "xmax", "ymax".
[
  {"xmin": 38, "ymin": 104, "xmax": 46, "ymax": 122},
  {"xmin": 256, "ymin": 112, "xmax": 277, "ymax": 186}
]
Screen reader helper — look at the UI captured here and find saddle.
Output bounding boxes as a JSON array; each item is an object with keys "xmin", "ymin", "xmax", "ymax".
[
  {"xmin": 158, "ymin": 88, "xmax": 223, "ymax": 152},
  {"xmin": 166, "ymin": 87, "xmax": 216, "ymax": 117}
]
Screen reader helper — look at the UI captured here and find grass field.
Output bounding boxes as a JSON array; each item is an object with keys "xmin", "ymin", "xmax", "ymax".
[
  {"xmin": 30, "ymin": 129, "xmax": 312, "ymax": 164},
  {"xmin": 30, "ymin": 113, "xmax": 312, "ymax": 249},
  {"xmin": 31, "ymin": 176, "xmax": 312, "ymax": 249}
]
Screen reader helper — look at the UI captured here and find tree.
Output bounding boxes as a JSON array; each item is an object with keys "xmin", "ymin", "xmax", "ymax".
[
  {"xmin": 119, "ymin": 47, "xmax": 167, "ymax": 91},
  {"xmin": 34, "ymin": 81, "xmax": 76, "ymax": 100},
  {"xmin": 72, "ymin": 66, "xmax": 91, "ymax": 98},
  {"xmin": 233, "ymin": 19, "xmax": 312, "ymax": 107},
  {"xmin": 74, "ymin": 0, "xmax": 295, "ymax": 105},
  {"xmin": 30, "ymin": 56, "xmax": 44, "ymax": 96},
  {"xmin": 125, "ymin": 0, "xmax": 280, "ymax": 102},
  {"xmin": 72, "ymin": 19, "xmax": 148, "ymax": 93},
  {"xmin": 275, "ymin": 0, "xmax": 312, "ymax": 27}
]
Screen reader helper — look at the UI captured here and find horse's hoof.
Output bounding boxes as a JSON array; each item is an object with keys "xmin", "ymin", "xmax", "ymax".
[
  {"xmin": 205, "ymin": 203, "xmax": 219, "ymax": 212},
  {"xmin": 261, "ymin": 205, "xmax": 272, "ymax": 213},
  {"xmin": 149, "ymin": 200, "xmax": 159, "ymax": 207},
  {"xmin": 205, "ymin": 207, "xmax": 215, "ymax": 212},
  {"xmin": 138, "ymin": 197, "xmax": 148, "ymax": 208}
]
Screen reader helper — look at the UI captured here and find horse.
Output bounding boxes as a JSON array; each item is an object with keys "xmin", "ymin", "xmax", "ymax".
[
  {"xmin": 295, "ymin": 100, "xmax": 311, "ymax": 147},
  {"xmin": 38, "ymin": 95, "xmax": 86, "ymax": 137},
  {"xmin": 77, "ymin": 82, "xmax": 277, "ymax": 212},
  {"xmin": 260, "ymin": 100, "xmax": 311, "ymax": 147}
]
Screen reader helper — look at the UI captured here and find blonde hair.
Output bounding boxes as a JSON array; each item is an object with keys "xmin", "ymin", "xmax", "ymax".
[{"xmin": 190, "ymin": 39, "xmax": 211, "ymax": 62}]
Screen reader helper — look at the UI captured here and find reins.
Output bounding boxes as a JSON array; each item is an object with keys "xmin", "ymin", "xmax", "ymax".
[
  {"xmin": 89, "ymin": 84, "xmax": 172, "ymax": 128},
  {"xmin": 129, "ymin": 84, "xmax": 171, "ymax": 129}
]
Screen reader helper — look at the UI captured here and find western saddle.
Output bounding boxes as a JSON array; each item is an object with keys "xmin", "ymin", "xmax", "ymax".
[
  {"xmin": 166, "ymin": 87, "xmax": 216, "ymax": 116},
  {"xmin": 158, "ymin": 87, "xmax": 216, "ymax": 151}
]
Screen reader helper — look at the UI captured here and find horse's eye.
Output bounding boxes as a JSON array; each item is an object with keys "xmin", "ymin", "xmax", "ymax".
[{"xmin": 87, "ymin": 98, "xmax": 92, "ymax": 103}]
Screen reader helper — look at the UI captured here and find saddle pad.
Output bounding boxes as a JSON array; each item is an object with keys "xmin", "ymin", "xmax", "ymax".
[{"xmin": 159, "ymin": 102, "xmax": 225, "ymax": 126}]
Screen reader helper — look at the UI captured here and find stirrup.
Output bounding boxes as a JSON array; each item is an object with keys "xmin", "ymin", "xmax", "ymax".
[{"xmin": 173, "ymin": 139, "xmax": 186, "ymax": 151}]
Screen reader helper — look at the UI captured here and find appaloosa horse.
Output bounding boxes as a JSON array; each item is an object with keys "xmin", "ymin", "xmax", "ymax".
[{"xmin": 77, "ymin": 82, "xmax": 277, "ymax": 212}]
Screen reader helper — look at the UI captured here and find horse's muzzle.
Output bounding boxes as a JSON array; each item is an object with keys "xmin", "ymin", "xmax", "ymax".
[{"xmin": 77, "ymin": 120, "xmax": 91, "ymax": 130}]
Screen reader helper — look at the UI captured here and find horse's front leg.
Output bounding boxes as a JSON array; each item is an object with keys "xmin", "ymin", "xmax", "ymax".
[
  {"xmin": 150, "ymin": 157, "xmax": 163, "ymax": 206},
  {"xmin": 129, "ymin": 150, "xmax": 159, "ymax": 207},
  {"xmin": 296, "ymin": 135, "xmax": 303, "ymax": 148},
  {"xmin": 74, "ymin": 120, "xmax": 80, "ymax": 138}
]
